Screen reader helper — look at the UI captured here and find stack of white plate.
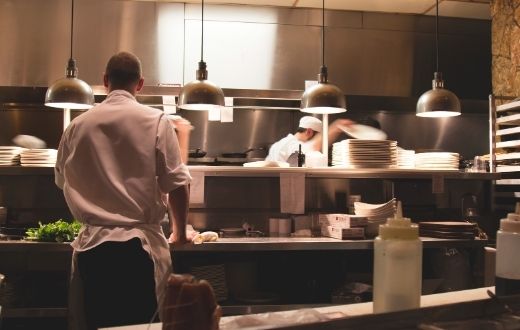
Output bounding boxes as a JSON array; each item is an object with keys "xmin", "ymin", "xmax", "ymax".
[
  {"xmin": 20, "ymin": 149, "xmax": 58, "ymax": 167},
  {"xmin": 415, "ymin": 152, "xmax": 459, "ymax": 170},
  {"xmin": 354, "ymin": 198, "xmax": 396, "ymax": 237},
  {"xmin": 0, "ymin": 146, "xmax": 24, "ymax": 166},
  {"xmin": 397, "ymin": 148, "xmax": 415, "ymax": 168},
  {"xmin": 332, "ymin": 139, "xmax": 398, "ymax": 168}
]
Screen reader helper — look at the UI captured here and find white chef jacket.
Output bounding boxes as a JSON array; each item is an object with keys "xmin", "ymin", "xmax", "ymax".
[
  {"xmin": 265, "ymin": 134, "xmax": 315, "ymax": 162},
  {"xmin": 55, "ymin": 90, "xmax": 191, "ymax": 319}
]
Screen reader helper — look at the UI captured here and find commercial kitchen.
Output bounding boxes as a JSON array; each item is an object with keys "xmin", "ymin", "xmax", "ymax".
[{"xmin": 1, "ymin": 0, "xmax": 520, "ymax": 329}]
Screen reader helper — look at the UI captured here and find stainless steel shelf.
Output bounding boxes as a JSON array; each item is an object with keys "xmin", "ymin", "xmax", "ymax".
[
  {"xmin": 188, "ymin": 166, "xmax": 500, "ymax": 180},
  {"xmin": 0, "ymin": 165, "xmax": 500, "ymax": 180}
]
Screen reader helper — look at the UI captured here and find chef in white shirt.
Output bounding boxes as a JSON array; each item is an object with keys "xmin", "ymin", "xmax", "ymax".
[
  {"xmin": 55, "ymin": 52, "xmax": 191, "ymax": 329},
  {"xmin": 266, "ymin": 116, "xmax": 352, "ymax": 163}
]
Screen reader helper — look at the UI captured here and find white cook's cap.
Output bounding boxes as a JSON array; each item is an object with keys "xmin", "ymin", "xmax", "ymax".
[{"xmin": 299, "ymin": 116, "xmax": 322, "ymax": 132}]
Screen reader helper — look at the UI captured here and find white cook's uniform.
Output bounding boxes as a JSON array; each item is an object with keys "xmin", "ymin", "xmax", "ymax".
[
  {"xmin": 55, "ymin": 90, "xmax": 191, "ymax": 328},
  {"xmin": 265, "ymin": 134, "xmax": 315, "ymax": 162}
]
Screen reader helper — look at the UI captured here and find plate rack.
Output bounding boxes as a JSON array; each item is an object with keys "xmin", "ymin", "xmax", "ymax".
[{"xmin": 490, "ymin": 95, "xmax": 520, "ymax": 212}]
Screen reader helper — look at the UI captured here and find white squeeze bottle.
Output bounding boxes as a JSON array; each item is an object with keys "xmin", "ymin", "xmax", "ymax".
[
  {"xmin": 495, "ymin": 202, "xmax": 520, "ymax": 296},
  {"xmin": 373, "ymin": 201, "xmax": 422, "ymax": 313}
]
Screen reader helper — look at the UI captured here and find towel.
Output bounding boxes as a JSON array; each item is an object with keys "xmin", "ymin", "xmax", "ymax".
[{"xmin": 280, "ymin": 173, "xmax": 305, "ymax": 214}]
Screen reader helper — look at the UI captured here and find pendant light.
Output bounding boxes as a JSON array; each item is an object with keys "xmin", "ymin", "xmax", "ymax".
[
  {"xmin": 45, "ymin": 0, "xmax": 94, "ymax": 111},
  {"xmin": 301, "ymin": 0, "xmax": 346, "ymax": 115},
  {"xmin": 416, "ymin": 0, "xmax": 460, "ymax": 118},
  {"xmin": 178, "ymin": 0, "xmax": 225, "ymax": 111}
]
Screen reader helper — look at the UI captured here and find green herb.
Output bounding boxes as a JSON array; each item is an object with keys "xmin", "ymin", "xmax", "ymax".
[{"xmin": 25, "ymin": 220, "xmax": 81, "ymax": 243}]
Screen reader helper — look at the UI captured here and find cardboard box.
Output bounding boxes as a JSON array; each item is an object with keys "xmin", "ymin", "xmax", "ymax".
[
  {"xmin": 318, "ymin": 214, "xmax": 368, "ymax": 228},
  {"xmin": 321, "ymin": 225, "xmax": 365, "ymax": 240}
]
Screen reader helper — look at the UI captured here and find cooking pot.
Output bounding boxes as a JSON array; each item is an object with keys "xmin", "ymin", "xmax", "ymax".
[
  {"xmin": 0, "ymin": 226, "xmax": 26, "ymax": 240},
  {"xmin": 219, "ymin": 227, "xmax": 265, "ymax": 238},
  {"xmin": 219, "ymin": 227, "xmax": 246, "ymax": 238},
  {"xmin": 188, "ymin": 148, "xmax": 207, "ymax": 158}
]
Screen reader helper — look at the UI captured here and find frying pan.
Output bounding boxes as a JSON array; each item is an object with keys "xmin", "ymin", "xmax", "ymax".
[
  {"xmin": 188, "ymin": 148, "xmax": 207, "ymax": 158},
  {"xmin": 221, "ymin": 147, "xmax": 265, "ymax": 159}
]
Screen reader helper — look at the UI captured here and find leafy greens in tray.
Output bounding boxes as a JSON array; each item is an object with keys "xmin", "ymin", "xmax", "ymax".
[{"xmin": 26, "ymin": 220, "xmax": 81, "ymax": 242}]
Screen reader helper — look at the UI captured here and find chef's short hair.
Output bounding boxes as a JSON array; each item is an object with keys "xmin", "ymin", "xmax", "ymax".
[{"xmin": 105, "ymin": 52, "xmax": 142, "ymax": 90}]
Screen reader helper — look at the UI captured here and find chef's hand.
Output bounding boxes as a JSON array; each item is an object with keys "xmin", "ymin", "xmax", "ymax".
[
  {"xmin": 330, "ymin": 119, "xmax": 354, "ymax": 132},
  {"xmin": 168, "ymin": 233, "xmax": 191, "ymax": 247}
]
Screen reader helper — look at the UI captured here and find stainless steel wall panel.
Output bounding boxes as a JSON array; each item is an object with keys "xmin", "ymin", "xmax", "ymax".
[
  {"xmin": 0, "ymin": 1, "xmax": 490, "ymax": 98},
  {"xmin": 184, "ymin": 4, "xmax": 363, "ymax": 28},
  {"xmin": 374, "ymin": 112, "xmax": 489, "ymax": 159},
  {"xmin": 326, "ymin": 28, "xmax": 416, "ymax": 97},
  {"xmin": 0, "ymin": 0, "xmax": 70, "ymax": 86},
  {"xmin": 183, "ymin": 18, "xmax": 290, "ymax": 89},
  {"xmin": 179, "ymin": 108, "xmax": 296, "ymax": 156},
  {"xmin": 0, "ymin": 108, "xmax": 65, "ymax": 148},
  {"xmin": 361, "ymin": 12, "xmax": 419, "ymax": 32},
  {"xmin": 73, "ymin": 0, "xmax": 185, "ymax": 86}
]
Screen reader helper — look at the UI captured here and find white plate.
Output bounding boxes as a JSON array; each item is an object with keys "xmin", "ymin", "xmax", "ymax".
[
  {"xmin": 334, "ymin": 139, "xmax": 395, "ymax": 146},
  {"xmin": 0, "ymin": 147, "xmax": 23, "ymax": 151},
  {"xmin": 354, "ymin": 199, "xmax": 396, "ymax": 210},
  {"xmin": 339, "ymin": 122, "xmax": 388, "ymax": 137},
  {"xmin": 20, "ymin": 164, "xmax": 55, "ymax": 167},
  {"xmin": 12, "ymin": 135, "xmax": 46, "ymax": 149}
]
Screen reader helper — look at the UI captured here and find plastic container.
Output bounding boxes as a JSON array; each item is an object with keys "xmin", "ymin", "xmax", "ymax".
[
  {"xmin": 373, "ymin": 201, "xmax": 422, "ymax": 313},
  {"xmin": 495, "ymin": 205, "xmax": 520, "ymax": 296}
]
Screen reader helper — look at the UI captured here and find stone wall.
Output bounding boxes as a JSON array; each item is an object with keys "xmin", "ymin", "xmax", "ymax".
[{"xmin": 492, "ymin": 0, "xmax": 520, "ymax": 98}]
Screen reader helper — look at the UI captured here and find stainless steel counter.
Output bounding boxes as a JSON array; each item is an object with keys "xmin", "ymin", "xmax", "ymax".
[
  {"xmin": 0, "ymin": 237, "xmax": 486, "ymax": 253},
  {"xmin": 173, "ymin": 237, "xmax": 488, "ymax": 252}
]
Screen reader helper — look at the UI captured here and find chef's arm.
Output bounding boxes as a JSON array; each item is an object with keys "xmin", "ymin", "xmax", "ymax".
[
  {"xmin": 168, "ymin": 184, "xmax": 190, "ymax": 244},
  {"xmin": 328, "ymin": 119, "xmax": 353, "ymax": 142},
  {"xmin": 176, "ymin": 128, "xmax": 190, "ymax": 164},
  {"xmin": 309, "ymin": 118, "xmax": 354, "ymax": 150},
  {"xmin": 169, "ymin": 117, "xmax": 192, "ymax": 164}
]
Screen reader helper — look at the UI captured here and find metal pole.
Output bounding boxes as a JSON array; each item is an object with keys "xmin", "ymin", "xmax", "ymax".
[
  {"xmin": 63, "ymin": 108, "xmax": 71, "ymax": 131},
  {"xmin": 322, "ymin": 113, "xmax": 328, "ymax": 165}
]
